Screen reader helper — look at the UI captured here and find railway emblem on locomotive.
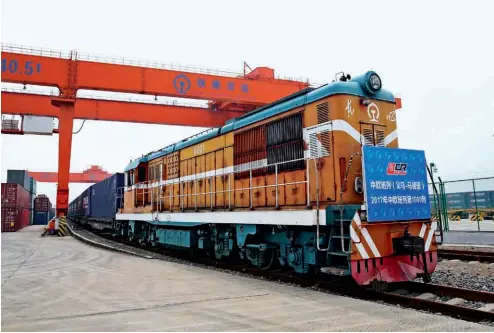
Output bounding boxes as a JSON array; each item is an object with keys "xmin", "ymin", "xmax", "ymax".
[
  {"xmin": 367, "ymin": 103, "xmax": 380, "ymax": 122},
  {"xmin": 173, "ymin": 74, "xmax": 191, "ymax": 94}
]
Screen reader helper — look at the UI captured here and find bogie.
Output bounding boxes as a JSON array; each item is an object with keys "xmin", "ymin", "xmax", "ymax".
[{"xmin": 105, "ymin": 220, "xmax": 336, "ymax": 276}]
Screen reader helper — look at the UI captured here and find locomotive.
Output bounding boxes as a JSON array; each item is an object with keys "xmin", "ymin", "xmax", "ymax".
[{"xmin": 69, "ymin": 71, "xmax": 438, "ymax": 288}]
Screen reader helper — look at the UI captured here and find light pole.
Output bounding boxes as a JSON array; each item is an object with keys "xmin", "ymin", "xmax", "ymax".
[{"xmin": 430, "ymin": 162, "xmax": 438, "ymax": 216}]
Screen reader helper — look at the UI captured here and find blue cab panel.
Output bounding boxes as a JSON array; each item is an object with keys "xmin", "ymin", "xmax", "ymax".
[
  {"xmin": 90, "ymin": 173, "xmax": 124, "ymax": 219},
  {"xmin": 362, "ymin": 146, "xmax": 431, "ymax": 222}
]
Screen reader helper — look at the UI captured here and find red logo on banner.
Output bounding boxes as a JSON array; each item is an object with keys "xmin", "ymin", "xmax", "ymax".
[{"xmin": 387, "ymin": 162, "xmax": 408, "ymax": 175}]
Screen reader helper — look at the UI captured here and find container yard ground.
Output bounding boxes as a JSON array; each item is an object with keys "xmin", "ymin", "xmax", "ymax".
[
  {"xmin": 449, "ymin": 219, "xmax": 494, "ymax": 232},
  {"xmin": 2, "ymin": 226, "xmax": 492, "ymax": 332},
  {"xmin": 433, "ymin": 219, "xmax": 494, "ymax": 246},
  {"xmin": 440, "ymin": 232, "xmax": 494, "ymax": 246}
]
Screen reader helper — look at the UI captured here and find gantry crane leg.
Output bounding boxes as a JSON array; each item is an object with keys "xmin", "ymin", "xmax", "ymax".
[{"xmin": 52, "ymin": 99, "xmax": 75, "ymax": 217}]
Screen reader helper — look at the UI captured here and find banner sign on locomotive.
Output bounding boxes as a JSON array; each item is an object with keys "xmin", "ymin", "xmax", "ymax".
[{"xmin": 362, "ymin": 146, "xmax": 431, "ymax": 222}]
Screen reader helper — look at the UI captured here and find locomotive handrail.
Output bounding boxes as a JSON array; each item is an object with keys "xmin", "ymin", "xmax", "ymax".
[
  {"xmin": 127, "ymin": 156, "xmax": 316, "ymax": 212},
  {"xmin": 127, "ymin": 155, "xmax": 331, "ymax": 254}
]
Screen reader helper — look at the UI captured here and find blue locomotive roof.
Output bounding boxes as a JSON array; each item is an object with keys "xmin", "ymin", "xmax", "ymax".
[
  {"xmin": 147, "ymin": 144, "xmax": 177, "ymax": 161},
  {"xmin": 123, "ymin": 155, "xmax": 149, "ymax": 172},
  {"xmin": 123, "ymin": 71, "xmax": 395, "ymax": 171},
  {"xmin": 174, "ymin": 128, "xmax": 221, "ymax": 151}
]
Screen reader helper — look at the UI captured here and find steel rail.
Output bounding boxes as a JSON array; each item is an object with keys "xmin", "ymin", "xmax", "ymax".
[{"xmin": 439, "ymin": 248, "xmax": 494, "ymax": 263}]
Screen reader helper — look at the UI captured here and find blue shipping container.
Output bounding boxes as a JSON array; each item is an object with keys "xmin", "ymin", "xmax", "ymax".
[
  {"xmin": 7, "ymin": 170, "xmax": 32, "ymax": 193},
  {"xmin": 29, "ymin": 193, "xmax": 35, "ymax": 209},
  {"xmin": 33, "ymin": 211, "xmax": 49, "ymax": 225},
  {"xmin": 90, "ymin": 173, "xmax": 124, "ymax": 220},
  {"xmin": 29, "ymin": 177, "xmax": 37, "ymax": 195},
  {"xmin": 76, "ymin": 188, "xmax": 91, "ymax": 217}
]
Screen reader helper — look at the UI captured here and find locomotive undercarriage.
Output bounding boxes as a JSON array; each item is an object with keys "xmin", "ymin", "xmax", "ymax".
[
  {"xmin": 115, "ymin": 220, "xmax": 333, "ymax": 275},
  {"xmin": 73, "ymin": 210, "xmax": 437, "ymax": 288}
]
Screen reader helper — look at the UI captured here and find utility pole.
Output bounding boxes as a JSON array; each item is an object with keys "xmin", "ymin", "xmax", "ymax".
[{"xmin": 430, "ymin": 162, "xmax": 438, "ymax": 215}]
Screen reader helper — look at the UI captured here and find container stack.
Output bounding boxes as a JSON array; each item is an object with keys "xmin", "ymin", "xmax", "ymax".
[
  {"xmin": 33, "ymin": 194, "xmax": 53, "ymax": 225},
  {"xmin": 431, "ymin": 191, "xmax": 494, "ymax": 211},
  {"xmin": 49, "ymin": 208, "xmax": 56, "ymax": 220},
  {"xmin": 468, "ymin": 191, "xmax": 493, "ymax": 209},
  {"xmin": 6, "ymin": 170, "xmax": 37, "ymax": 224},
  {"xmin": 446, "ymin": 193, "xmax": 467, "ymax": 209},
  {"xmin": 1, "ymin": 183, "xmax": 31, "ymax": 232},
  {"xmin": 1, "ymin": 118, "xmax": 19, "ymax": 131}
]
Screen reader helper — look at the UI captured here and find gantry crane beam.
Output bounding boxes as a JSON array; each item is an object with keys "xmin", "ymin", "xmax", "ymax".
[
  {"xmin": 1, "ymin": 47, "xmax": 308, "ymax": 107},
  {"xmin": 28, "ymin": 166, "xmax": 112, "ymax": 183},
  {"xmin": 1, "ymin": 91, "xmax": 243, "ymax": 127},
  {"xmin": 28, "ymin": 171, "xmax": 107, "ymax": 183},
  {"xmin": 1, "ymin": 44, "xmax": 310, "ymax": 216}
]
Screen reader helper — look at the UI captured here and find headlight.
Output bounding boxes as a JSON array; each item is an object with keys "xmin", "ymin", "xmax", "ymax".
[{"xmin": 369, "ymin": 73, "xmax": 381, "ymax": 91}]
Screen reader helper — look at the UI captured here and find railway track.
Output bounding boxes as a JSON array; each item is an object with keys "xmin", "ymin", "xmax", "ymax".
[
  {"xmin": 381, "ymin": 281, "xmax": 494, "ymax": 323},
  {"xmin": 66, "ymin": 220, "xmax": 494, "ymax": 324},
  {"xmin": 438, "ymin": 248, "xmax": 494, "ymax": 263}
]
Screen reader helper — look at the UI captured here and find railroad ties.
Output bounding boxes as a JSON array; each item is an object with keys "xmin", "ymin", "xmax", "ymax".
[
  {"xmin": 387, "ymin": 282, "xmax": 494, "ymax": 322},
  {"xmin": 438, "ymin": 248, "xmax": 494, "ymax": 264}
]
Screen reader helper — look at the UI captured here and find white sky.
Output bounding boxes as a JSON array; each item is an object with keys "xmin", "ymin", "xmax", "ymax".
[{"xmin": 1, "ymin": 0, "xmax": 494, "ymax": 206}]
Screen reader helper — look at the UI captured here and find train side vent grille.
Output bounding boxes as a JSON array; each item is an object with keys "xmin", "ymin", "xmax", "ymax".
[
  {"xmin": 376, "ymin": 130, "xmax": 385, "ymax": 147},
  {"xmin": 317, "ymin": 102, "xmax": 330, "ymax": 124},
  {"xmin": 309, "ymin": 128, "xmax": 331, "ymax": 158},
  {"xmin": 363, "ymin": 128, "xmax": 374, "ymax": 146}
]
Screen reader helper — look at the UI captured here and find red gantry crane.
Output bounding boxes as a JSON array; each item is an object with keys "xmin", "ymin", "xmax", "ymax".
[
  {"xmin": 1, "ymin": 44, "xmax": 310, "ymax": 216},
  {"xmin": 27, "ymin": 165, "xmax": 112, "ymax": 183}
]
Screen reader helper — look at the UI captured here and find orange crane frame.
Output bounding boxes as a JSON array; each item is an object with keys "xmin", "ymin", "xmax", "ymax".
[
  {"xmin": 1, "ymin": 44, "xmax": 309, "ymax": 216},
  {"xmin": 27, "ymin": 165, "xmax": 112, "ymax": 183},
  {"xmin": 1, "ymin": 91, "xmax": 244, "ymax": 127}
]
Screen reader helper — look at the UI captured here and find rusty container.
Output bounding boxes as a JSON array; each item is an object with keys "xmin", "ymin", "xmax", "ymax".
[
  {"xmin": 1, "ymin": 207, "xmax": 29, "ymax": 232},
  {"xmin": 1, "ymin": 183, "xmax": 31, "ymax": 209},
  {"xmin": 34, "ymin": 194, "xmax": 52, "ymax": 212}
]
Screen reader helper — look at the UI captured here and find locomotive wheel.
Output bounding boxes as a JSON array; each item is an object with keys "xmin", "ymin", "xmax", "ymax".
[{"xmin": 259, "ymin": 249, "xmax": 276, "ymax": 271}]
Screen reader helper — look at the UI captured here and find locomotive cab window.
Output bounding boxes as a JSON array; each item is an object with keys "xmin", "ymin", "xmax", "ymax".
[
  {"xmin": 126, "ymin": 170, "xmax": 135, "ymax": 186},
  {"xmin": 137, "ymin": 166, "xmax": 146, "ymax": 183}
]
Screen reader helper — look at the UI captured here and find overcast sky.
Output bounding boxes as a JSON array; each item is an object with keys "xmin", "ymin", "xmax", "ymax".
[{"xmin": 1, "ymin": 0, "xmax": 494, "ymax": 206}]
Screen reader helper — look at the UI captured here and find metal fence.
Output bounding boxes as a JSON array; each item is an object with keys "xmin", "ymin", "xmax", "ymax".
[{"xmin": 429, "ymin": 176, "xmax": 494, "ymax": 232}]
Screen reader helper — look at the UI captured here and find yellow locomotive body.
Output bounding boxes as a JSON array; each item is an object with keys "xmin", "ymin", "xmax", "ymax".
[{"xmin": 116, "ymin": 71, "xmax": 437, "ymax": 286}]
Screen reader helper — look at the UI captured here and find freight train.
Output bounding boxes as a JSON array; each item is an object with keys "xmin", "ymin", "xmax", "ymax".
[{"xmin": 69, "ymin": 71, "xmax": 438, "ymax": 289}]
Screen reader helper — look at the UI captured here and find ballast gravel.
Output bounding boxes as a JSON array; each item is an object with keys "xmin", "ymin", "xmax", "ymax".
[{"xmin": 417, "ymin": 259, "xmax": 494, "ymax": 293}]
